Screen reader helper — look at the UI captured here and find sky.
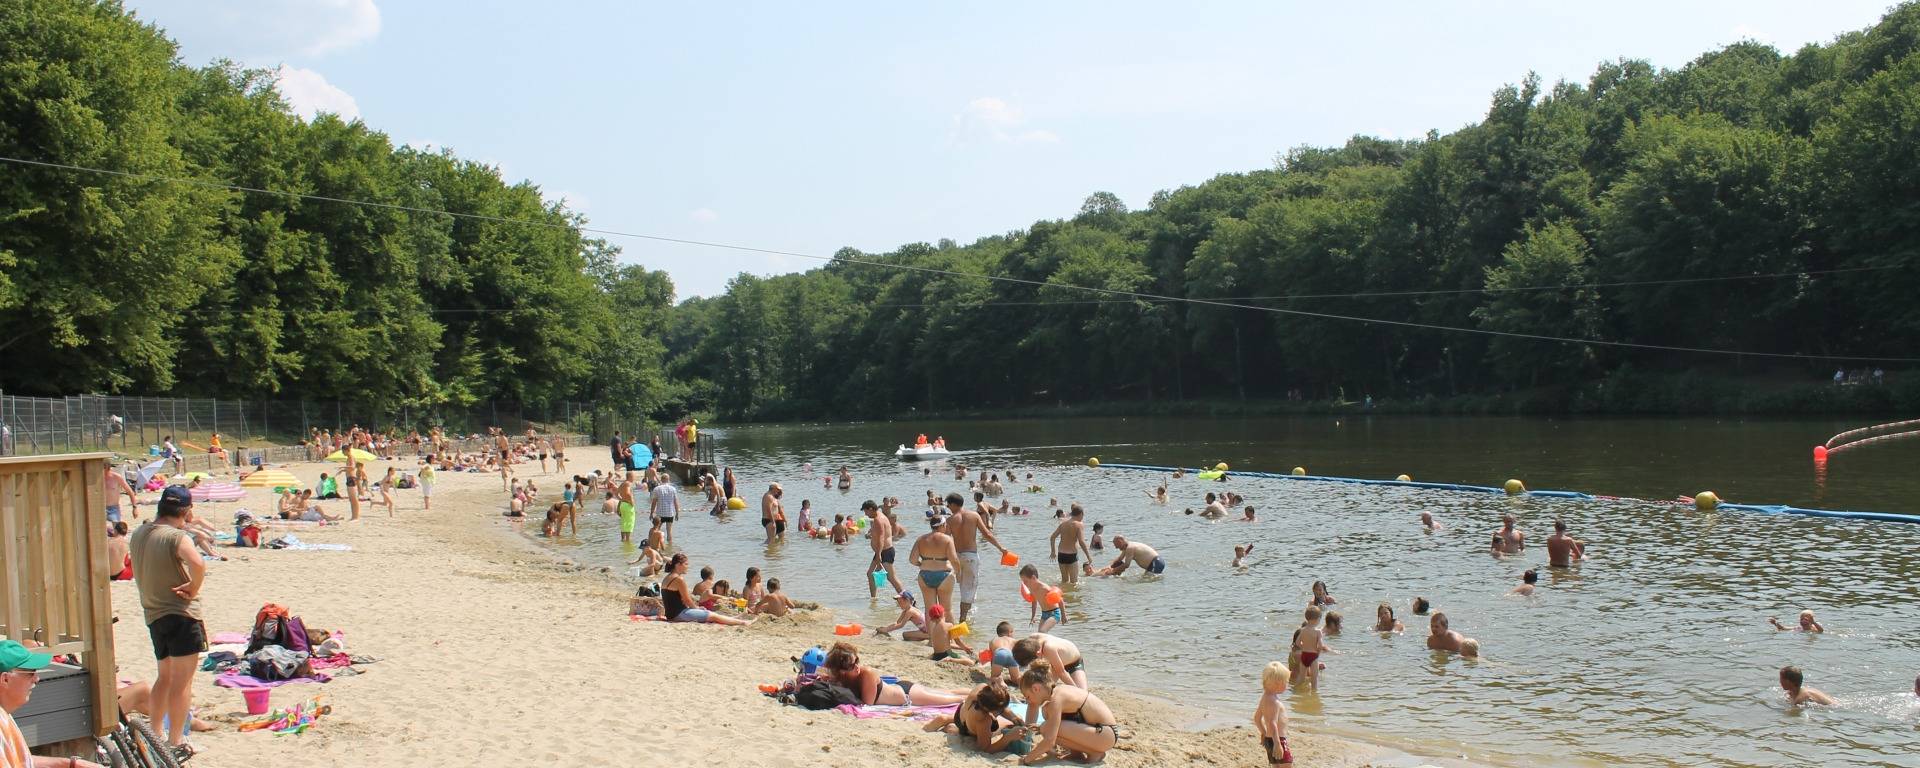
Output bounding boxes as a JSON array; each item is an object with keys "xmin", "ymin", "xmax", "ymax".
[{"xmin": 123, "ymin": 0, "xmax": 1897, "ymax": 299}]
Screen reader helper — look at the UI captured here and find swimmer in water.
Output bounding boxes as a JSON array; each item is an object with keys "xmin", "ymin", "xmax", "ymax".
[
  {"xmin": 1426, "ymin": 612, "xmax": 1465, "ymax": 653},
  {"xmin": 1769, "ymin": 610, "xmax": 1825, "ymax": 633},
  {"xmin": 1310, "ymin": 580, "xmax": 1336, "ymax": 606},
  {"xmin": 1373, "ymin": 602, "xmax": 1404, "ymax": 633},
  {"xmin": 1460, "ymin": 638, "xmax": 1481, "ymax": 658},
  {"xmin": 1779, "ymin": 665, "xmax": 1837, "ymax": 706},
  {"xmin": 1508, "ymin": 569, "xmax": 1539, "ymax": 596},
  {"xmin": 1411, "ymin": 596, "xmax": 1430, "ymax": 615},
  {"xmin": 1232, "ymin": 544, "xmax": 1253, "ymax": 567},
  {"xmin": 1494, "ymin": 513, "xmax": 1526, "ymax": 553},
  {"xmin": 1546, "ymin": 519, "xmax": 1585, "ymax": 567},
  {"xmin": 1420, "ymin": 511, "xmax": 1440, "ymax": 531},
  {"xmin": 1242, "ymin": 506, "xmax": 1256, "ymax": 521},
  {"xmin": 1146, "ymin": 485, "xmax": 1168, "ymax": 504}
]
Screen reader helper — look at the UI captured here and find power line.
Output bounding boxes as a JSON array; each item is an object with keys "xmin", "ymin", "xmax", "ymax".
[{"xmin": 4, "ymin": 154, "xmax": 1915, "ymax": 363}]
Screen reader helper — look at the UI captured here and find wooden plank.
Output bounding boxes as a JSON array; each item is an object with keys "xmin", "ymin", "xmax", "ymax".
[
  {"xmin": 81, "ymin": 457, "xmax": 116, "ymax": 735},
  {"xmin": 0, "ymin": 470, "xmax": 16, "ymax": 640}
]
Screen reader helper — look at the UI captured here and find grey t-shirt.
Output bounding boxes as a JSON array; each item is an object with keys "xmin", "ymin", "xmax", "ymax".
[{"xmin": 651, "ymin": 483, "xmax": 680, "ymax": 519}]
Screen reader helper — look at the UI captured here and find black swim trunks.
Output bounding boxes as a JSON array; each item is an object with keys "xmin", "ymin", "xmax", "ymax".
[
  {"xmin": 1057, "ymin": 552, "xmax": 1078, "ymax": 565},
  {"xmin": 880, "ymin": 546, "xmax": 896, "ymax": 564},
  {"xmin": 147, "ymin": 614, "xmax": 207, "ymax": 660}
]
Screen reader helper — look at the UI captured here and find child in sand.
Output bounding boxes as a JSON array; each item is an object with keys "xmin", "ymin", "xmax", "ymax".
[
  {"xmin": 1293, "ymin": 607, "xmax": 1333, "ymax": 688},
  {"xmin": 875, "ymin": 592, "xmax": 930, "ymax": 641},
  {"xmin": 741, "ymin": 567, "xmax": 766, "ymax": 606},
  {"xmin": 924, "ymin": 604, "xmax": 976, "ymax": 663},
  {"xmin": 693, "ymin": 566, "xmax": 717, "ymax": 608},
  {"xmin": 1018, "ymin": 564, "xmax": 1067, "ymax": 632},
  {"xmin": 1253, "ymin": 661, "xmax": 1293, "ymax": 766},
  {"xmin": 1779, "ymin": 665, "xmax": 1837, "ymax": 706},
  {"xmin": 983, "ymin": 621, "xmax": 1020, "ymax": 682},
  {"xmin": 1770, "ymin": 610, "xmax": 1825, "ymax": 633},
  {"xmin": 752, "ymin": 578, "xmax": 795, "ymax": 616}
]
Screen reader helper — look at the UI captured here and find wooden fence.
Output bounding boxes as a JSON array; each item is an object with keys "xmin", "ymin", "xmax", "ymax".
[{"xmin": 0, "ymin": 453, "xmax": 118, "ymax": 737}]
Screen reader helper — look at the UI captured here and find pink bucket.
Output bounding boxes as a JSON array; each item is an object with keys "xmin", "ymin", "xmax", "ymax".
[{"xmin": 242, "ymin": 687, "xmax": 271, "ymax": 715}]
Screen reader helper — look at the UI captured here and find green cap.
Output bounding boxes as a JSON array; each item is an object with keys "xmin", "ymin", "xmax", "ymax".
[{"xmin": 0, "ymin": 640, "xmax": 53, "ymax": 673}]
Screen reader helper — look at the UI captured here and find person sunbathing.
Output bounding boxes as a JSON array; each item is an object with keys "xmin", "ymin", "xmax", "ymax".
[{"xmin": 821, "ymin": 642, "xmax": 966, "ymax": 706}]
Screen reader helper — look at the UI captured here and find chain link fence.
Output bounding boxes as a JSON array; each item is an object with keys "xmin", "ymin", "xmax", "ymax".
[{"xmin": 0, "ymin": 392, "xmax": 649, "ymax": 459}]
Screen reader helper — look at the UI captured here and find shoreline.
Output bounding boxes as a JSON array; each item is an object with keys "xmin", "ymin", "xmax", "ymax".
[{"xmin": 102, "ymin": 455, "xmax": 1399, "ymax": 767}]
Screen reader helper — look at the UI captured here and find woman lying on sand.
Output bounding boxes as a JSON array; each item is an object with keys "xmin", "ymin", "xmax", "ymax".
[
  {"xmin": 821, "ymin": 642, "xmax": 966, "ymax": 706},
  {"xmin": 923, "ymin": 681, "xmax": 1033, "ymax": 755}
]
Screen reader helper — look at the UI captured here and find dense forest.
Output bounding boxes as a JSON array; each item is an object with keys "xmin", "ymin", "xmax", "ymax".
[
  {"xmin": 3, "ymin": 0, "xmax": 1919, "ymax": 424},
  {"xmin": 0, "ymin": 0, "xmax": 680, "ymax": 418}
]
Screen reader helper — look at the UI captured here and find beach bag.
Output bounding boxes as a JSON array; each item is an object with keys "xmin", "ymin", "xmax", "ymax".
[
  {"xmin": 246, "ymin": 604, "xmax": 314, "ymax": 656},
  {"xmin": 245, "ymin": 646, "xmax": 311, "ymax": 681},
  {"xmin": 783, "ymin": 674, "xmax": 860, "ymax": 710}
]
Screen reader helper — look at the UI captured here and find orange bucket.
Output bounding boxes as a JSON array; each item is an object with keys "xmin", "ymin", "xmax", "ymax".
[
  {"xmin": 1000, "ymin": 551, "xmax": 1019, "ymax": 567},
  {"xmin": 833, "ymin": 623, "xmax": 863, "ymax": 636}
]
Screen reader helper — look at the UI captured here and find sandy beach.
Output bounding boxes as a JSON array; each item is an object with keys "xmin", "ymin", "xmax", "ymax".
[{"xmin": 105, "ymin": 453, "xmax": 1386, "ymax": 767}]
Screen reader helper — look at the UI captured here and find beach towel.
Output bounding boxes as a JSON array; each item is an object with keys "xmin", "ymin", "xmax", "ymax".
[
  {"xmin": 211, "ymin": 631, "xmax": 251, "ymax": 645},
  {"xmin": 215, "ymin": 670, "xmax": 331, "ymax": 689},
  {"xmin": 308, "ymin": 655, "xmax": 353, "ymax": 671},
  {"xmin": 832, "ymin": 703, "xmax": 959, "ymax": 721}
]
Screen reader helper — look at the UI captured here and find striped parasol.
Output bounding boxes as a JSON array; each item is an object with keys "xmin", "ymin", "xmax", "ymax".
[
  {"xmin": 191, "ymin": 481, "xmax": 246, "ymax": 502},
  {"xmin": 240, "ymin": 468, "xmax": 303, "ymax": 488}
]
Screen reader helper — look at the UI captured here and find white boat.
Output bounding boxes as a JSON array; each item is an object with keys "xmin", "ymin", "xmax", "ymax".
[{"xmin": 896, "ymin": 444, "xmax": 950, "ymax": 460}]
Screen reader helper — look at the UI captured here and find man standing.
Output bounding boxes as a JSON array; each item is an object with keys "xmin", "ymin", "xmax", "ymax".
[
  {"xmin": 1546, "ymin": 519, "xmax": 1585, "ymax": 567},
  {"xmin": 1494, "ymin": 514, "xmax": 1526, "ymax": 554},
  {"xmin": 2, "ymin": 639, "xmax": 108, "ymax": 768},
  {"xmin": 103, "ymin": 463, "xmax": 137, "ymax": 523},
  {"xmin": 609, "ymin": 432, "xmax": 626, "ymax": 476},
  {"xmin": 761, "ymin": 484, "xmax": 786, "ymax": 545},
  {"xmin": 943, "ymin": 492, "xmax": 1008, "ymax": 624},
  {"xmin": 649, "ymin": 475, "xmax": 680, "ymax": 547},
  {"xmin": 130, "ymin": 486, "xmax": 208, "ymax": 756},
  {"xmin": 1048, "ymin": 504, "xmax": 1092, "ymax": 585},
  {"xmin": 863, "ymin": 499, "xmax": 903, "ymax": 598}
]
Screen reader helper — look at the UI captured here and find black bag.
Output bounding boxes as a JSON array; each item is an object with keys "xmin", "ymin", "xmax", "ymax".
[{"xmin": 789, "ymin": 679, "xmax": 860, "ymax": 710}]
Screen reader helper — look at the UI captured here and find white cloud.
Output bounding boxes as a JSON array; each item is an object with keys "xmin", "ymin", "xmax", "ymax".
[
  {"xmin": 274, "ymin": 65, "xmax": 359, "ymax": 120},
  {"xmin": 689, "ymin": 208, "xmax": 720, "ymax": 223},
  {"xmin": 952, "ymin": 97, "xmax": 1060, "ymax": 145},
  {"xmin": 231, "ymin": 0, "xmax": 380, "ymax": 57},
  {"xmin": 1730, "ymin": 24, "xmax": 1772, "ymax": 43}
]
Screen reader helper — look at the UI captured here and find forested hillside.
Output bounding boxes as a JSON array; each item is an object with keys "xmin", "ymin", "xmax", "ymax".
[
  {"xmin": 666, "ymin": 6, "xmax": 1920, "ymax": 419},
  {"xmin": 3, "ymin": 0, "xmax": 1918, "ymax": 423}
]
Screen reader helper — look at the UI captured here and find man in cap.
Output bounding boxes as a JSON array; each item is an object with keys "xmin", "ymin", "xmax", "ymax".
[
  {"xmin": 129, "ymin": 485, "xmax": 208, "ymax": 755},
  {"xmin": 1, "ymin": 639, "xmax": 105, "ymax": 767}
]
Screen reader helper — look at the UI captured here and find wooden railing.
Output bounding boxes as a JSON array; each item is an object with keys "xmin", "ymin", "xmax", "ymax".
[{"xmin": 0, "ymin": 453, "xmax": 118, "ymax": 736}]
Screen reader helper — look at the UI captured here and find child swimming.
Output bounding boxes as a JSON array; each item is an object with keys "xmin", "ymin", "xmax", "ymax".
[
  {"xmin": 1253, "ymin": 661, "xmax": 1293, "ymax": 766},
  {"xmin": 1770, "ymin": 610, "xmax": 1825, "ymax": 633},
  {"xmin": 1373, "ymin": 603, "xmax": 1404, "ymax": 633},
  {"xmin": 1779, "ymin": 665, "xmax": 1837, "ymax": 706},
  {"xmin": 1509, "ymin": 569, "xmax": 1539, "ymax": 596}
]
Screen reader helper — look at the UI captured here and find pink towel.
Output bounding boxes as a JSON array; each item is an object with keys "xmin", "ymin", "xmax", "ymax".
[
  {"xmin": 309, "ymin": 655, "xmax": 353, "ymax": 670},
  {"xmin": 210, "ymin": 631, "xmax": 250, "ymax": 645},
  {"xmin": 833, "ymin": 703, "xmax": 959, "ymax": 721}
]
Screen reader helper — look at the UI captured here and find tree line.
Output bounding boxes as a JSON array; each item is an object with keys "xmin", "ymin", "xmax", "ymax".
[
  {"xmin": 0, "ymin": 0, "xmax": 681, "ymax": 421},
  {"xmin": 668, "ymin": 5, "xmax": 1920, "ymax": 419},
  {"xmin": 4, "ymin": 0, "xmax": 1919, "ymax": 425}
]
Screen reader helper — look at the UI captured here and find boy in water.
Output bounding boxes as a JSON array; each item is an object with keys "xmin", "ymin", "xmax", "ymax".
[
  {"xmin": 1232, "ymin": 544, "xmax": 1254, "ymax": 567},
  {"xmin": 1779, "ymin": 665, "xmax": 1836, "ymax": 706},
  {"xmin": 1769, "ymin": 610, "xmax": 1825, "ymax": 633},
  {"xmin": 1461, "ymin": 638, "xmax": 1481, "ymax": 658},
  {"xmin": 1509, "ymin": 569, "xmax": 1539, "ymax": 596},
  {"xmin": 829, "ymin": 513, "xmax": 851, "ymax": 543},
  {"xmin": 1253, "ymin": 661, "xmax": 1293, "ymax": 766},
  {"xmin": 1293, "ymin": 607, "xmax": 1332, "ymax": 688},
  {"xmin": 1017, "ymin": 564, "xmax": 1066, "ymax": 632}
]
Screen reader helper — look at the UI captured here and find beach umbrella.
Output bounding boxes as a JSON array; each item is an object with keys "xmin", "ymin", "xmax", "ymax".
[
  {"xmin": 241, "ymin": 469, "xmax": 302, "ymax": 488},
  {"xmin": 324, "ymin": 448, "xmax": 378, "ymax": 462},
  {"xmin": 191, "ymin": 481, "xmax": 246, "ymax": 502},
  {"xmin": 135, "ymin": 460, "xmax": 167, "ymax": 486}
]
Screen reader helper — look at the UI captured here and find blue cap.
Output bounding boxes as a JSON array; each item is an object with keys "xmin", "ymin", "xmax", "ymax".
[{"xmin": 159, "ymin": 484, "xmax": 194, "ymax": 511}]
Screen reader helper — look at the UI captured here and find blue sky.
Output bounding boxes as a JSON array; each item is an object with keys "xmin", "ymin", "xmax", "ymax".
[{"xmin": 125, "ymin": 0, "xmax": 1894, "ymax": 298}]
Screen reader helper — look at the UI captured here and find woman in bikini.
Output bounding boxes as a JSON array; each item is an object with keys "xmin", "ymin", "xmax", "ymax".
[
  {"xmin": 922, "ymin": 681, "xmax": 1032, "ymax": 755},
  {"xmin": 821, "ymin": 642, "xmax": 966, "ymax": 707},
  {"xmin": 1016, "ymin": 660, "xmax": 1120, "ymax": 764},
  {"xmin": 910, "ymin": 514, "xmax": 960, "ymax": 616}
]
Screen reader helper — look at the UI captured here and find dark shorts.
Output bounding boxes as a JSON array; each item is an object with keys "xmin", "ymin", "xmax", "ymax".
[
  {"xmin": 1057, "ymin": 552, "xmax": 1078, "ymax": 565},
  {"xmin": 1148, "ymin": 556, "xmax": 1166, "ymax": 574},
  {"xmin": 931, "ymin": 649, "xmax": 961, "ymax": 661},
  {"xmin": 147, "ymin": 614, "xmax": 207, "ymax": 660},
  {"xmin": 880, "ymin": 546, "xmax": 896, "ymax": 564}
]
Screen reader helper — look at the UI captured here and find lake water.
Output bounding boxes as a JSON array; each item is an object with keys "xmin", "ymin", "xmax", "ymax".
[{"xmin": 538, "ymin": 416, "xmax": 1920, "ymax": 767}]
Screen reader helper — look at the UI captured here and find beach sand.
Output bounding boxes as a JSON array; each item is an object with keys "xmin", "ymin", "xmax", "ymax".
[{"xmin": 106, "ymin": 453, "xmax": 1386, "ymax": 767}]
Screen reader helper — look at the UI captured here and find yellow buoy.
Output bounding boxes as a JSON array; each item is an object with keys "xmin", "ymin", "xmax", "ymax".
[
  {"xmin": 1214, "ymin": 462, "xmax": 1229, "ymax": 471},
  {"xmin": 1695, "ymin": 491, "xmax": 1720, "ymax": 511},
  {"xmin": 1396, "ymin": 474, "xmax": 1412, "ymax": 482},
  {"xmin": 727, "ymin": 496, "xmax": 747, "ymax": 510},
  {"xmin": 1291, "ymin": 466, "xmax": 1306, "ymax": 476},
  {"xmin": 1504, "ymin": 479, "xmax": 1526, "ymax": 496},
  {"xmin": 1087, "ymin": 457, "xmax": 1100, "ymax": 468}
]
